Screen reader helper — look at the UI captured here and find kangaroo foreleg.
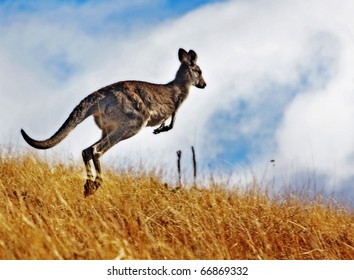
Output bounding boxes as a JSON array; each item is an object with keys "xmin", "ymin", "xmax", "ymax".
[{"xmin": 153, "ymin": 112, "xmax": 176, "ymax": 134}]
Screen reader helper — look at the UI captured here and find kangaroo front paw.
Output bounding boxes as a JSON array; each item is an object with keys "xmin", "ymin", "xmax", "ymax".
[
  {"xmin": 84, "ymin": 179, "xmax": 100, "ymax": 197},
  {"xmin": 153, "ymin": 128, "xmax": 162, "ymax": 134},
  {"xmin": 153, "ymin": 125, "xmax": 171, "ymax": 134}
]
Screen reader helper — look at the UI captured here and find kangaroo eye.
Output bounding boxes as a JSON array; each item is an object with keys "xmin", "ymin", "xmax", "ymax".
[{"xmin": 194, "ymin": 69, "xmax": 202, "ymax": 75}]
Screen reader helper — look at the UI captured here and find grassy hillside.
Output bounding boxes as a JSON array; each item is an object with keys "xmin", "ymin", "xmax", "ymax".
[{"xmin": 0, "ymin": 152, "xmax": 353, "ymax": 259}]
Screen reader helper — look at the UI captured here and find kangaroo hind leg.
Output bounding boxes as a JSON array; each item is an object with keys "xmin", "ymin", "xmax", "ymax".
[
  {"xmin": 82, "ymin": 144, "xmax": 102, "ymax": 197},
  {"xmin": 82, "ymin": 122, "xmax": 145, "ymax": 197}
]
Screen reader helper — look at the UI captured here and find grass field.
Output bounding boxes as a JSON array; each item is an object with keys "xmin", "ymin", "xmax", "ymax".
[{"xmin": 0, "ymin": 151, "xmax": 353, "ymax": 259}]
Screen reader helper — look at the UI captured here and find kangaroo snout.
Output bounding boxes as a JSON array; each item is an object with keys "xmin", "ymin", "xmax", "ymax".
[
  {"xmin": 197, "ymin": 82, "xmax": 206, "ymax": 88},
  {"xmin": 196, "ymin": 81, "xmax": 207, "ymax": 89}
]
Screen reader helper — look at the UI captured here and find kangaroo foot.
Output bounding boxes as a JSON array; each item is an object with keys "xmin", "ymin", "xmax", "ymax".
[{"xmin": 84, "ymin": 179, "xmax": 101, "ymax": 197}]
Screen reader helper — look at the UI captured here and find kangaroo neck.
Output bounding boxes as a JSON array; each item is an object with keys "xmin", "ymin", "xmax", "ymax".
[
  {"xmin": 167, "ymin": 79, "xmax": 190, "ymax": 92},
  {"xmin": 165, "ymin": 80, "xmax": 191, "ymax": 106},
  {"xmin": 170, "ymin": 63, "xmax": 192, "ymax": 94}
]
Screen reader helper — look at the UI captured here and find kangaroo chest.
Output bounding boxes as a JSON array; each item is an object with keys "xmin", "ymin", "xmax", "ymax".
[{"xmin": 146, "ymin": 108, "xmax": 170, "ymax": 127}]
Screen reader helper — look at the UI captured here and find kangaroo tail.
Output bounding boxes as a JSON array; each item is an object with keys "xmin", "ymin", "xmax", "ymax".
[{"xmin": 21, "ymin": 94, "xmax": 98, "ymax": 150}]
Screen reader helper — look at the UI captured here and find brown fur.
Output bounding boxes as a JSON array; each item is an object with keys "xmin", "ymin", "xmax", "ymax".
[{"xmin": 21, "ymin": 48, "xmax": 206, "ymax": 197}]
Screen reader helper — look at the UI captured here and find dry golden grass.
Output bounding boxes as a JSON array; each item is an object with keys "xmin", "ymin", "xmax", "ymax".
[{"xmin": 0, "ymin": 152, "xmax": 353, "ymax": 260}]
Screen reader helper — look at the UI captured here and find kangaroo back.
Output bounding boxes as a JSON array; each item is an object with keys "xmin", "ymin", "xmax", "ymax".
[{"xmin": 21, "ymin": 93, "xmax": 99, "ymax": 149}]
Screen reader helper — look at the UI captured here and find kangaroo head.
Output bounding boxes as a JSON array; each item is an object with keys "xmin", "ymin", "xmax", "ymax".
[{"xmin": 177, "ymin": 48, "xmax": 207, "ymax": 89}]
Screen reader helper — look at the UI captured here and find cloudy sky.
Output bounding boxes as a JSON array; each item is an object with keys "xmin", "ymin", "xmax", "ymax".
[{"xmin": 1, "ymin": 0, "xmax": 353, "ymax": 205}]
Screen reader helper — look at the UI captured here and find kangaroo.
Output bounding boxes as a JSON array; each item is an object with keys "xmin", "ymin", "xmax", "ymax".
[{"xmin": 21, "ymin": 48, "xmax": 206, "ymax": 197}]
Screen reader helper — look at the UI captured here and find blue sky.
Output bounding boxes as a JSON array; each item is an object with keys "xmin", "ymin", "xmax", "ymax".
[
  {"xmin": 1, "ymin": 0, "xmax": 354, "ymax": 206},
  {"xmin": 0, "ymin": 0, "xmax": 223, "ymax": 28}
]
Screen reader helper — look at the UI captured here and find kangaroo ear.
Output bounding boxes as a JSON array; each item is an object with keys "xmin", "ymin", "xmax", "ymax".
[
  {"xmin": 188, "ymin": 50, "xmax": 198, "ymax": 64},
  {"xmin": 178, "ymin": 48, "xmax": 189, "ymax": 63}
]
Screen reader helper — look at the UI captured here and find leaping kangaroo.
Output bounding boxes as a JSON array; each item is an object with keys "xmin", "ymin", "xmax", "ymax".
[{"xmin": 21, "ymin": 48, "xmax": 207, "ymax": 197}]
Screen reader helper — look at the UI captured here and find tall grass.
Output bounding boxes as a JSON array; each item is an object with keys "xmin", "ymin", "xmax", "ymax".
[{"xmin": 0, "ymin": 151, "xmax": 353, "ymax": 259}]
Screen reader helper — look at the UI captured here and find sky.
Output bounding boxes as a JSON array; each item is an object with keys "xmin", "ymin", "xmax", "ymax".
[{"xmin": 1, "ymin": 0, "xmax": 354, "ymax": 206}]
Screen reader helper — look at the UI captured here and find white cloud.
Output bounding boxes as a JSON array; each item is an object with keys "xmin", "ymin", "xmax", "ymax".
[{"xmin": 1, "ymin": 0, "xmax": 354, "ymax": 202}]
